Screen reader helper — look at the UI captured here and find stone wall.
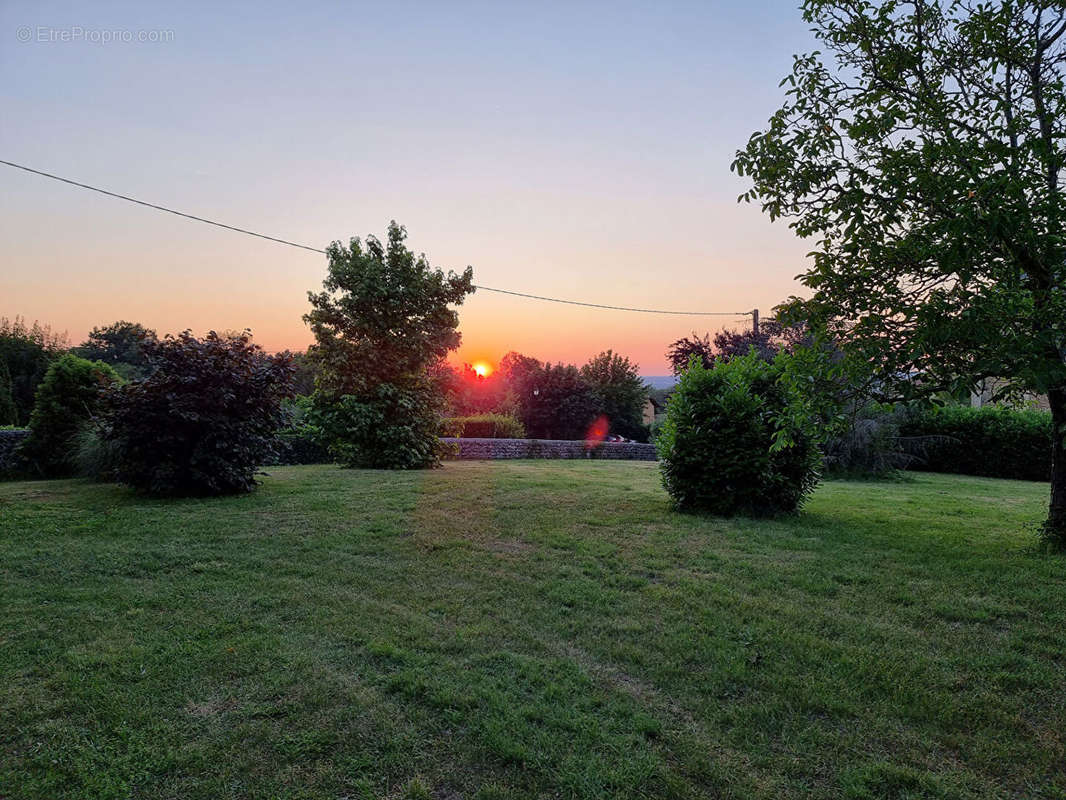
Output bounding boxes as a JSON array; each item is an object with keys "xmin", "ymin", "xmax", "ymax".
[
  {"xmin": 441, "ymin": 437, "xmax": 657, "ymax": 461},
  {"xmin": 0, "ymin": 429, "xmax": 30, "ymax": 475}
]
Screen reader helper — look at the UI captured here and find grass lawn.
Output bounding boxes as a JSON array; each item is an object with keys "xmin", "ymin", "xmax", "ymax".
[{"xmin": 1, "ymin": 462, "xmax": 1064, "ymax": 800}]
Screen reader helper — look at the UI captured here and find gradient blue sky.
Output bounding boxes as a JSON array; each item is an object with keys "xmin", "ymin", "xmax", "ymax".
[{"xmin": 1, "ymin": 0, "xmax": 818, "ymax": 373}]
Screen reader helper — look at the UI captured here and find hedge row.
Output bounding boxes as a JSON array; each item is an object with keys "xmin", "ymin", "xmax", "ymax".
[
  {"xmin": 441, "ymin": 413, "xmax": 526, "ymax": 439},
  {"xmin": 0, "ymin": 425, "xmax": 332, "ymax": 475},
  {"xmin": 899, "ymin": 405, "xmax": 1055, "ymax": 482},
  {"xmin": 8, "ymin": 405, "xmax": 1056, "ymax": 482}
]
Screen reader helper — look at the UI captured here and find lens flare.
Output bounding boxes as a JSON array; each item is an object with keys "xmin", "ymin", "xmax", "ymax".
[{"xmin": 585, "ymin": 415, "xmax": 609, "ymax": 449}]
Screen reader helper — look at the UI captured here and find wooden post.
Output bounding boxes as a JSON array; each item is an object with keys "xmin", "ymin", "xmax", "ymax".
[{"xmin": 752, "ymin": 308, "xmax": 759, "ymax": 335}]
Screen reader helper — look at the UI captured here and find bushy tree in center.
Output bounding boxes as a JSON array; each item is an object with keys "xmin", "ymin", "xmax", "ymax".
[{"xmin": 305, "ymin": 222, "xmax": 474, "ymax": 468}]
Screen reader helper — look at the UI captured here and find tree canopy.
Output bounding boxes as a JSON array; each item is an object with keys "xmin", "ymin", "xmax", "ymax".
[
  {"xmin": 74, "ymin": 321, "xmax": 157, "ymax": 378},
  {"xmin": 305, "ymin": 222, "xmax": 474, "ymax": 468},
  {"xmin": 0, "ymin": 317, "xmax": 67, "ymax": 426},
  {"xmin": 733, "ymin": 0, "xmax": 1066, "ymax": 545},
  {"xmin": 667, "ymin": 320, "xmax": 810, "ymax": 375},
  {"xmin": 516, "ymin": 362, "xmax": 599, "ymax": 441},
  {"xmin": 581, "ymin": 350, "xmax": 649, "ymax": 439}
]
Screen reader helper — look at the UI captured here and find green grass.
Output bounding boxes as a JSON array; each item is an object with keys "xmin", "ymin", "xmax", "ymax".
[{"xmin": 1, "ymin": 462, "xmax": 1064, "ymax": 799}]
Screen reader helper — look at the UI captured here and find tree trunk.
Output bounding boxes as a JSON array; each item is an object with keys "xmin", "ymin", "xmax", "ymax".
[{"xmin": 1047, "ymin": 385, "xmax": 1066, "ymax": 548}]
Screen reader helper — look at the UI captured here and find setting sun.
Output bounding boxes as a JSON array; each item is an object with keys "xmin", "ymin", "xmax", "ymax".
[{"xmin": 472, "ymin": 362, "xmax": 491, "ymax": 378}]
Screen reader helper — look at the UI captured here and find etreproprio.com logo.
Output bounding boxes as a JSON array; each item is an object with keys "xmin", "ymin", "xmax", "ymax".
[{"xmin": 17, "ymin": 25, "xmax": 175, "ymax": 44}]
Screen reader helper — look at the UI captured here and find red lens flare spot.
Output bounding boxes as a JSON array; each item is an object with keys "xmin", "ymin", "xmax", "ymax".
[{"xmin": 585, "ymin": 415, "xmax": 609, "ymax": 449}]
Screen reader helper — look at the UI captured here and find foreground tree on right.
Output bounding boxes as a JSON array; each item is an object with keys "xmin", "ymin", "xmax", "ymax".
[{"xmin": 733, "ymin": 1, "xmax": 1066, "ymax": 547}]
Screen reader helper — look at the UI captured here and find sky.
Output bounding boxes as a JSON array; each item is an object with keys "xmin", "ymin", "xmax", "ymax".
[{"xmin": 0, "ymin": 0, "xmax": 819, "ymax": 375}]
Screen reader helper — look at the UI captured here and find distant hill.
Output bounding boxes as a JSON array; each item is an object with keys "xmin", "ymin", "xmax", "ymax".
[{"xmin": 642, "ymin": 376, "xmax": 677, "ymax": 390}]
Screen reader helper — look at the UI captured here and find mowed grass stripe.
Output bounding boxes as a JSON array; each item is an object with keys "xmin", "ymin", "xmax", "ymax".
[{"xmin": 0, "ymin": 463, "xmax": 1063, "ymax": 799}]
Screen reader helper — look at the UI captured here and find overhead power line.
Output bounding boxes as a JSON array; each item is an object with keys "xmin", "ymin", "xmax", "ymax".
[
  {"xmin": 0, "ymin": 158, "xmax": 753, "ymax": 318},
  {"xmin": 462, "ymin": 285, "xmax": 747, "ymax": 316},
  {"xmin": 0, "ymin": 159, "xmax": 327, "ymax": 254}
]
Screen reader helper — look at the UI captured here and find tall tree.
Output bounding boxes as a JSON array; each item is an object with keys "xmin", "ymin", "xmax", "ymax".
[
  {"xmin": 0, "ymin": 317, "xmax": 67, "ymax": 426},
  {"xmin": 733, "ymin": 1, "xmax": 1066, "ymax": 546},
  {"xmin": 74, "ymin": 321, "xmax": 157, "ymax": 379},
  {"xmin": 0, "ymin": 359, "xmax": 17, "ymax": 426},
  {"xmin": 275, "ymin": 348, "xmax": 317, "ymax": 396},
  {"xmin": 581, "ymin": 350, "xmax": 649, "ymax": 439},
  {"xmin": 517, "ymin": 362, "xmax": 599, "ymax": 440},
  {"xmin": 667, "ymin": 320, "xmax": 809, "ymax": 375},
  {"xmin": 304, "ymin": 222, "xmax": 474, "ymax": 468},
  {"xmin": 498, "ymin": 351, "xmax": 542, "ymax": 386},
  {"xmin": 666, "ymin": 333, "xmax": 714, "ymax": 376}
]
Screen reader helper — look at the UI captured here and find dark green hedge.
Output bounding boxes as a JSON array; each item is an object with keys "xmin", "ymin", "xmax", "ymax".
[
  {"xmin": 441, "ymin": 413, "xmax": 526, "ymax": 439},
  {"xmin": 900, "ymin": 405, "xmax": 1054, "ymax": 482}
]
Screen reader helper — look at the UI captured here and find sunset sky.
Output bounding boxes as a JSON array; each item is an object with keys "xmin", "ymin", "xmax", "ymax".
[{"xmin": 1, "ymin": 1, "xmax": 817, "ymax": 375}]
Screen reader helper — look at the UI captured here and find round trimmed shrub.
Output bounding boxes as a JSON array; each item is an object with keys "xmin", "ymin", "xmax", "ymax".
[
  {"xmin": 19, "ymin": 354, "xmax": 119, "ymax": 477},
  {"xmin": 656, "ymin": 353, "xmax": 820, "ymax": 515}
]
